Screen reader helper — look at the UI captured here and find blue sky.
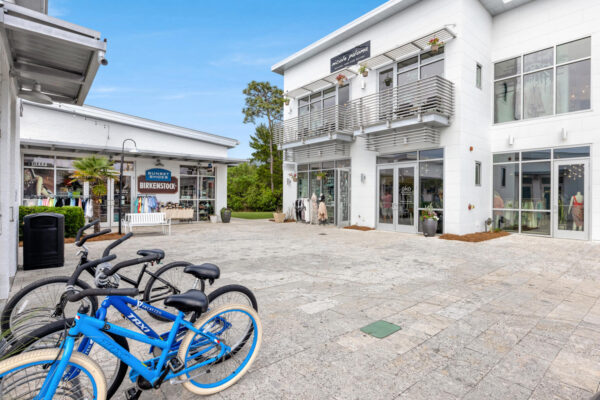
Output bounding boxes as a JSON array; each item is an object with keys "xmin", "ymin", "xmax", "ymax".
[{"xmin": 50, "ymin": 0, "xmax": 385, "ymax": 158}]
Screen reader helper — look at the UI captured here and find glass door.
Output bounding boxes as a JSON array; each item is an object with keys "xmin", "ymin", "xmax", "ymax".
[
  {"xmin": 113, "ymin": 176, "xmax": 132, "ymax": 226},
  {"xmin": 99, "ymin": 178, "xmax": 115, "ymax": 228},
  {"xmin": 554, "ymin": 160, "xmax": 589, "ymax": 239},
  {"xmin": 337, "ymin": 169, "xmax": 350, "ymax": 227},
  {"xmin": 396, "ymin": 165, "xmax": 417, "ymax": 233},
  {"xmin": 377, "ymin": 167, "xmax": 395, "ymax": 231}
]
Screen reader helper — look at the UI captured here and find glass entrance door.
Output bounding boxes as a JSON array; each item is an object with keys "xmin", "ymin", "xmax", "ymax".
[
  {"xmin": 337, "ymin": 169, "xmax": 350, "ymax": 227},
  {"xmin": 377, "ymin": 164, "xmax": 418, "ymax": 232},
  {"xmin": 113, "ymin": 176, "xmax": 132, "ymax": 226},
  {"xmin": 99, "ymin": 178, "xmax": 114, "ymax": 227},
  {"xmin": 554, "ymin": 160, "xmax": 589, "ymax": 239},
  {"xmin": 396, "ymin": 166, "xmax": 416, "ymax": 232}
]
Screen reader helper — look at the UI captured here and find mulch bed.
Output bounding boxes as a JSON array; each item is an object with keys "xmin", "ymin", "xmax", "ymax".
[
  {"xmin": 19, "ymin": 232, "xmax": 125, "ymax": 247},
  {"xmin": 269, "ymin": 219, "xmax": 296, "ymax": 223},
  {"xmin": 439, "ymin": 231, "xmax": 510, "ymax": 243},
  {"xmin": 343, "ymin": 225, "xmax": 375, "ymax": 231}
]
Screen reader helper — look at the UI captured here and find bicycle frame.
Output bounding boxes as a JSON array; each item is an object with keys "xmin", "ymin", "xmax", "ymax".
[{"xmin": 40, "ymin": 311, "xmax": 229, "ymax": 399}]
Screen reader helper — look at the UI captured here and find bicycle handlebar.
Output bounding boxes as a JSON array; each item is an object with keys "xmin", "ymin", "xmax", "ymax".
[
  {"xmin": 102, "ymin": 232, "xmax": 133, "ymax": 257},
  {"xmin": 66, "ymin": 287, "xmax": 139, "ymax": 303},
  {"xmin": 75, "ymin": 219, "xmax": 101, "ymax": 242},
  {"xmin": 76, "ymin": 229, "xmax": 111, "ymax": 247},
  {"xmin": 67, "ymin": 255, "xmax": 117, "ymax": 286}
]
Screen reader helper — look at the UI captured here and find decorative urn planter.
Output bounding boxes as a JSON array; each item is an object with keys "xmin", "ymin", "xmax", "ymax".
[
  {"xmin": 422, "ymin": 218, "xmax": 438, "ymax": 237},
  {"xmin": 273, "ymin": 212, "xmax": 286, "ymax": 223},
  {"xmin": 430, "ymin": 44, "xmax": 439, "ymax": 53},
  {"xmin": 221, "ymin": 208, "xmax": 232, "ymax": 223}
]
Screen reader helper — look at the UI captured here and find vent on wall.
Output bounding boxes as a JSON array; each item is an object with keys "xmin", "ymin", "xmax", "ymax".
[{"xmin": 365, "ymin": 127, "xmax": 440, "ymax": 152}]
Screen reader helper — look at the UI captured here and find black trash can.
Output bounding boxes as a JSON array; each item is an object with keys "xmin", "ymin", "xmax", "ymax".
[{"xmin": 23, "ymin": 213, "xmax": 64, "ymax": 270}]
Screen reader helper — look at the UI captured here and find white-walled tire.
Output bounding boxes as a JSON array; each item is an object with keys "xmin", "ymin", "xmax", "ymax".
[
  {"xmin": 177, "ymin": 304, "xmax": 262, "ymax": 395},
  {"xmin": 0, "ymin": 349, "xmax": 107, "ymax": 400}
]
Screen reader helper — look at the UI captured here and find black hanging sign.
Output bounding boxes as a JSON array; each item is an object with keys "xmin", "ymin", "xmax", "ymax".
[{"xmin": 330, "ymin": 41, "xmax": 370, "ymax": 73}]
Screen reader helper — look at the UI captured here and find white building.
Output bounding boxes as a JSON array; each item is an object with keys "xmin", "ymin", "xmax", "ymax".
[
  {"xmin": 20, "ymin": 102, "xmax": 241, "ymax": 227},
  {"xmin": 273, "ymin": 0, "xmax": 599, "ymax": 241}
]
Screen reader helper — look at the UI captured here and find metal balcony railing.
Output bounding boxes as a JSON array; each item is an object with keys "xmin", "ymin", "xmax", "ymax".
[
  {"xmin": 274, "ymin": 104, "xmax": 352, "ymax": 146},
  {"xmin": 275, "ymin": 75, "xmax": 454, "ymax": 146},
  {"xmin": 350, "ymin": 75, "xmax": 454, "ymax": 130}
]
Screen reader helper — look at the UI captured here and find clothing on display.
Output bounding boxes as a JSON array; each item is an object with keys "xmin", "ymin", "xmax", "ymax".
[
  {"xmin": 310, "ymin": 193, "xmax": 318, "ymax": 225},
  {"xmin": 302, "ymin": 198, "xmax": 310, "ymax": 223},
  {"xmin": 133, "ymin": 196, "xmax": 159, "ymax": 213},
  {"xmin": 318, "ymin": 194, "xmax": 328, "ymax": 224},
  {"xmin": 571, "ymin": 194, "xmax": 584, "ymax": 228}
]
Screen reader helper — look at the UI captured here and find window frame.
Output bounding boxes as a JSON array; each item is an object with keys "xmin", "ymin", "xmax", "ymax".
[
  {"xmin": 493, "ymin": 37, "xmax": 591, "ymax": 124},
  {"xmin": 475, "ymin": 161, "xmax": 481, "ymax": 186},
  {"xmin": 376, "ymin": 47, "xmax": 445, "ymax": 92},
  {"xmin": 298, "ymin": 85, "xmax": 346, "ymax": 125}
]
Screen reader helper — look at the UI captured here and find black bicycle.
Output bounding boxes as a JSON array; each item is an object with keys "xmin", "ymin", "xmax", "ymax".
[{"xmin": 0, "ymin": 219, "xmax": 244, "ymax": 341}]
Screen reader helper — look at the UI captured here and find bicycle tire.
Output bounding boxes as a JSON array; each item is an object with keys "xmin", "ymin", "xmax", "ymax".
[
  {"xmin": 2, "ymin": 318, "xmax": 129, "ymax": 399},
  {"xmin": 0, "ymin": 348, "xmax": 107, "ymax": 400},
  {"xmin": 0, "ymin": 276, "xmax": 98, "ymax": 342},
  {"xmin": 143, "ymin": 261, "xmax": 204, "ymax": 321},
  {"xmin": 177, "ymin": 304, "xmax": 262, "ymax": 395}
]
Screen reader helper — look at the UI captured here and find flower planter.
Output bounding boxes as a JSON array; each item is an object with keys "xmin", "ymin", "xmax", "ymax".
[
  {"xmin": 292, "ymin": 177, "xmax": 298, "ymax": 182},
  {"xmin": 384, "ymin": 78, "xmax": 392, "ymax": 87},
  {"xmin": 220, "ymin": 209, "xmax": 231, "ymax": 223},
  {"xmin": 422, "ymin": 218, "xmax": 438, "ymax": 237},
  {"xmin": 273, "ymin": 212, "xmax": 285, "ymax": 223},
  {"xmin": 209, "ymin": 215, "xmax": 218, "ymax": 224},
  {"xmin": 431, "ymin": 44, "xmax": 439, "ymax": 53},
  {"xmin": 361, "ymin": 71, "xmax": 368, "ymax": 77}
]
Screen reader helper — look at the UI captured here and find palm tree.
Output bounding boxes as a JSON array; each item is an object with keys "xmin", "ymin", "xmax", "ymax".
[{"xmin": 71, "ymin": 156, "xmax": 119, "ymax": 233}]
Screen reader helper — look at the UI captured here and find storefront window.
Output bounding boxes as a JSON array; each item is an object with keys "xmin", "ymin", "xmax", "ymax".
[
  {"xmin": 493, "ymin": 147, "xmax": 590, "ymax": 235},
  {"xmin": 24, "ymin": 155, "xmax": 54, "ymax": 168},
  {"xmin": 179, "ymin": 165, "xmax": 215, "ymax": 221},
  {"xmin": 419, "ymin": 161, "xmax": 443, "ymax": 209},
  {"xmin": 297, "ymin": 172, "xmax": 309, "ymax": 198},
  {"xmin": 23, "ymin": 167, "xmax": 54, "ymax": 198},
  {"xmin": 56, "ymin": 169, "xmax": 83, "ymax": 198}
]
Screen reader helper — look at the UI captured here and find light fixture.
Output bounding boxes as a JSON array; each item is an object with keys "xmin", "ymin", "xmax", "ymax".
[
  {"xmin": 155, "ymin": 158, "xmax": 164, "ymax": 167},
  {"xmin": 508, "ymin": 135, "xmax": 515, "ymax": 146},
  {"xmin": 18, "ymin": 82, "xmax": 52, "ymax": 104},
  {"xmin": 561, "ymin": 128, "xmax": 568, "ymax": 141},
  {"xmin": 503, "ymin": 0, "xmax": 513, "ymax": 3}
]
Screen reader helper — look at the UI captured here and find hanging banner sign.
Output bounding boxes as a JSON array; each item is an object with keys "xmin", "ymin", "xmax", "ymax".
[
  {"xmin": 145, "ymin": 168, "xmax": 171, "ymax": 182},
  {"xmin": 330, "ymin": 41, "xmax": 370, "ymax": 73},
  {"xmin": 137, "ymin": 176, "xmax": 178, "ymax": 194}
]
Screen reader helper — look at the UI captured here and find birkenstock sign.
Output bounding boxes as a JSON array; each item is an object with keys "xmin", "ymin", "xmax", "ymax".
[
  {"xmin": 330, "ymin": 41, "xmax": 370, "ymax": 73},
  {"xmin": 137, "ymin": 175, "xmax": 178, "ymax": 194}
]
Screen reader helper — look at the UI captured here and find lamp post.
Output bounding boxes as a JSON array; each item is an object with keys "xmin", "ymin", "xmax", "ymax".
[{"xmin": 119, "ymin": 139, "xmax": 138, "ymax": 234}]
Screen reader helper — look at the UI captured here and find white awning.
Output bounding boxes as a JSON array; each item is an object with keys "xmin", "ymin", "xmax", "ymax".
[
  {"xmin": 0, "ymin": 1, "xmax": 107, "ymax": 105},
  {"xmin": 285, "ymin": 27, "xmax": 456, "ymax": 99}
]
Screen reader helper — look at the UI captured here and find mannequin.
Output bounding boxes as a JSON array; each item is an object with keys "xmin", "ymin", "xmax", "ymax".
[
  {"xmin": 568, "ymin": 191, "xmax": 584, "ymax": 231},
  {"xmin": 310, "ymin": 193, "xmax": 318, "ymax": 225},
  {"xmin": 318, "ymin": 194, "xmax": 328, "ymax": 224}
]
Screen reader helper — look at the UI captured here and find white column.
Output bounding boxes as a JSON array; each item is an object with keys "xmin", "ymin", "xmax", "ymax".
[{"xmin": 214, "ymin": 164, "xmax": 228, "ymax": 221}]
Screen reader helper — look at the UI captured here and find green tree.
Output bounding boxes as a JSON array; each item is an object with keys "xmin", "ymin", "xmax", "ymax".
[
  {"xmin": 242, "ymin": 81, "xmax": 283, "ymax": 193},
  {"xmin": 70, "ymin": 156, "xmax": 118, "ymax": 232},
  {"xmin": 250, "ymin": 123, "xmax": 283, "ymax": 192}
]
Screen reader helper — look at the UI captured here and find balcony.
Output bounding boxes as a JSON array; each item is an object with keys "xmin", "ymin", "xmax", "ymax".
[
  {"xmin": 276, "ymin": 75, "xmax": 454, "ymax": 153},
  {"xmin": 274, "ymin": 104, "xmax": 353, "ymax": 149},
  {"xmin": 351, "ymin": 75, "xmax": 454, "ymax": 134}
]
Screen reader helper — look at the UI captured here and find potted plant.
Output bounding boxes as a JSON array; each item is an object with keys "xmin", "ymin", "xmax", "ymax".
[
  {"xmin": 316, "ymin": 171, "xmax": 327, "ymax": 181},
  {"xmin": 336, "ymin": 74, "xmax": 347, "ymax": 87},
  {"xmin": 359, "ymin": 65, "xmax": 368, "ymax": 77},
  {"xmin": 428, "ymin": 37, "xmax": 444, "ymax": 54},
  {"xmin": 421, "ymin": 204, "xmax": 439, "ymax": 237},
  {"xmin": 209, "ymin": 214, "xmax": 218, "ymax": 223},
  {"xmin": 284, "ymin": 97, "xmax": 290, "ymax": 106},
  {"xmin": 289, "ymin": 172, "xmax": 298, "ymax": 182},
  {"xmin": 273, "ymin": 208, "xmax": 285, "ymax": 223},
  {"xmin": 384, "ymin": 77, "xmax": 392, "ymax": 87},
  {"xmin": 220, "ymin": 207, "xmax": 232, "ymax": 223}
]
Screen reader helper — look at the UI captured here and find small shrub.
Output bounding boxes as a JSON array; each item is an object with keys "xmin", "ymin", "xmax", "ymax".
[{"xmin": 19, "ymin": 206, "xmax": 85, "ymax": 240}]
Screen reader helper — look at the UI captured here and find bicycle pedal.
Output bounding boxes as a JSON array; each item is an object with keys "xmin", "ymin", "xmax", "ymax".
[
  {"xmin": 125, "ymin": 387, "xmax": 141, "ymax": 400},
  {"xmin": 167, "ymin": 357, "xmax": 184, "ymax": 373}
]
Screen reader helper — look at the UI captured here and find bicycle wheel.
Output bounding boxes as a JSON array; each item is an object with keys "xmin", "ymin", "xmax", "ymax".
[
  {"xmin": 0, "ymin": 348, "xmax": 107, "ymax": 400},
  {"xmin": 177, "ymin": 304, "xmax": 262, "ymax": 395},
  {"xmin": 207, "ymin": 284, "xmax": 258, "ymax": 312},
  {"xmin": 143, "ymin": 261, "xmax": 204, "ymax": 321},
  {"xmin": 2, "ymin": 318, "xmax": 128, "ymax": 399},
  {"xmin": 0, "ymin": 277, "xmax": 98, "ymax": 342}
]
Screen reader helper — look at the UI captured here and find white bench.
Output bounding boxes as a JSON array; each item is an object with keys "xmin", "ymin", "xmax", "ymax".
[{"xmin": 124, "ymin": 213, "xmax": 171, "ymax": 235}]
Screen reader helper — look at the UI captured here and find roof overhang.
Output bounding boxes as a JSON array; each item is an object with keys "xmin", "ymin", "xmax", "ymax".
[
  {"xmin": 272, "ymin": 0, "xmax": 422, "ymax": 75},
  {"xmin": 0, "ymin": 0, "xmax": 107, "ymax": 105},
  {"xmin": 478, "ymin": 0, "xmax": 535, "ymax": 16},
  {"xmin": 20, "ymin": 138, "xmax": 247, "ymax": 166},
  {"xmin": 24, "ymin": 101, "xmax": 241, "ymax": 148}
]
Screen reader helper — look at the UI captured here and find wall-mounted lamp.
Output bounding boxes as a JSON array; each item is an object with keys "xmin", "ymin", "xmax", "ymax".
[
  {"xmin": 360, "ymin": 173, "xmax": 366, "ymax": 183},
  {"xmin": 508, "ymin": 135, "xmax": 515, "ymax": 146},
  {"xmin": 155, "ymin": 158, "xmax": 164, "ymax": 167},
  {"xmin": 561, "ymin": 128, "xmax": 568, "ymax": 141},
  {"xmin": 361, "ymin": 80, "xmax": 366, "ymax": 90}
]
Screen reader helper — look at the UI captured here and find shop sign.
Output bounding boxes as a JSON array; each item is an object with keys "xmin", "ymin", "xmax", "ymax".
[
  {"xmin": 330, "ymin": 41, "xmax": 370, "ymax": 73},
  {"xmin": 145, "ymin": 168, "xmax": 171, "ymax": 182},
  {"xmin": 137, "ymin": 175, "xmax": 178, "ymax": 194}
]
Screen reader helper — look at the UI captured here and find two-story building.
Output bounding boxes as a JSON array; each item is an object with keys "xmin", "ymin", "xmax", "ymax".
[{"xmin": 273, "ymin": 0, "xmax": 599, "ymax": 240}]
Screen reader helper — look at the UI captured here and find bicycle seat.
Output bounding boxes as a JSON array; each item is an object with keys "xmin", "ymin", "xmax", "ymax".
[
  {"xmin": 164, "ymin": 289, "xmax": 208, "ymax": 314},
  {"xmin": 184, "ymin": 263, "xmax": 220, "ymax": 281},
  {"xmin": 136, "ymin": 249, "xmax": 165, "ymax": 260}
]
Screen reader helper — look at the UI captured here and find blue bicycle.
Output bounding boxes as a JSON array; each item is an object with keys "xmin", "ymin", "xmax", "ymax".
[
  {"xmin": 0, "ymin": 255, "xmax": 262, "ymax": 399},
  {"xmin": 3, "ymin": 252, "xmax": 258, "ymax": 398}
]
